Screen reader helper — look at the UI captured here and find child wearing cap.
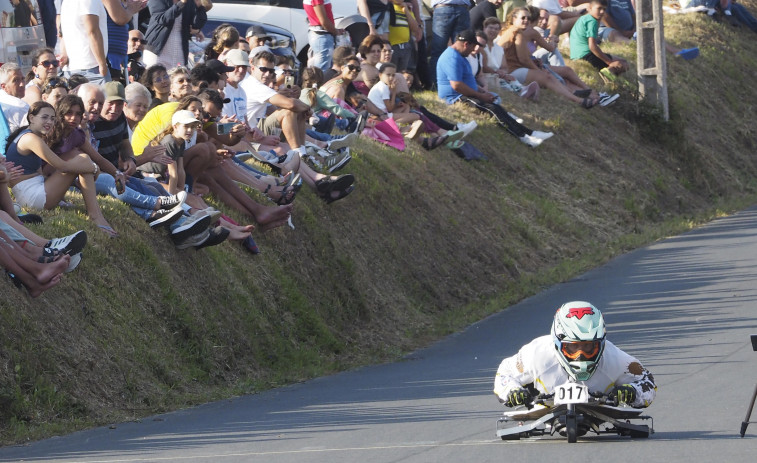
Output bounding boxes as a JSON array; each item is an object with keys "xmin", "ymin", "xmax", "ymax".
[{"xmin": 138, "ymin": 110, "xmax": 200, "ymax": 195}]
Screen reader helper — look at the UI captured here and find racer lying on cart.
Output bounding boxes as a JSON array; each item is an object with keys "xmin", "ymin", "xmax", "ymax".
[{"xmin": 493, "ymin": 301, "xmax": 656, "ymax": 409}]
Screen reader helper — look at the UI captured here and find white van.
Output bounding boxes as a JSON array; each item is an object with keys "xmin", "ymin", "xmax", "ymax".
[
  {"xmin": 208, "ymin": 0, "xmax": 367, "ymax": 65},
  {"xmin": 0, "ymin": 0, "xmax": 47, "ymax": 72}
]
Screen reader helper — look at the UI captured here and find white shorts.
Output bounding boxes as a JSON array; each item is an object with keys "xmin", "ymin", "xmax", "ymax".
[
  {"xmin": 11, "ymin": 176, "xmax": 47, "ymax": 210},
  {"xmin": 510, "ymin": 67, "xmax": 530, "ymax": 84}
]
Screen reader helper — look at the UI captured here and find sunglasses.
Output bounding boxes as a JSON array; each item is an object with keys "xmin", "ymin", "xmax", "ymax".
[
  {"xmin": 42, "ymin": 77, "xmax": 68, "ymax": 92},
  {"xmin": 256, "ymin": 66, "xmax": 276, "ymax": 75},
  {"xmin": 281, "ymin": 69, "xmax": 295, "ymax": 75},
  {"xmin": 154, "ymin": 74, "xmax": 170, "ymax": 83},
  {"xmin": 39, "ymin": 60, "xmax": 60, "ymax": 68},
  {"xmin": 345, "ymin": 64, "xmax": 361, "ymax": 72}
]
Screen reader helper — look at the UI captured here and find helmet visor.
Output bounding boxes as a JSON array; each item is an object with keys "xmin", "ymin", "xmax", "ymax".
[{"xmin": 561, "ymin": 340, "xmax": 601, "ymax": 361}]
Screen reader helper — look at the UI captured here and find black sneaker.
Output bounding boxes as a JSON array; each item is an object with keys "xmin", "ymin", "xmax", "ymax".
[
  {"xmin": 157, "ymin": 191, "xmax": 187, "ymax": 210},
  {"xmin": 45, "ymin": 230, "xmax": 87, "ymax": 256},
  {"xmin": 147, "ymin": 205, "xmax": 184, "ymax": 229},
  {"xmin": 170, "ymin": 213, "xmax": 212, "ymax": 244},
  {"xmin": 19, "ymin": 213, "xmax": 43, "ymax": 224},
  {"xmin": 194, "ymin": 226, "xmax": 230, "ymax": 250}
]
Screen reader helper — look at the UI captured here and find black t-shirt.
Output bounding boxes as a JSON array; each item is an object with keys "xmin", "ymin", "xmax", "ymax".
[{"xmin": 469, "ymin": 1, "xmax": 499, "ymax": 33}]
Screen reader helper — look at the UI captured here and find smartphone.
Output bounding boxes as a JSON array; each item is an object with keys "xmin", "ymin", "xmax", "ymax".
[
  {"xmin": 284, "ymin": 75, "xmax": 295, "ymax": 88},
  {"xmin": 216, "ymin": 122, "xmax": 235, "ymax": 135}
]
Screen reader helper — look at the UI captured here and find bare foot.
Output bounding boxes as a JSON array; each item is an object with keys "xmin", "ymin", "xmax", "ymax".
[
  {"xmin": 37, "ymin": 255, "xmax": 70, "ymax": 284},
  {"xmin": 258, "ymin": 218, "xmax": 290, "ymax": 232},
  {"xmin": 27, "ymin": 274, "xmax": 62, "ymax": 298},
  {"xmin": 227, "ymin": 227, "xmax": 252, "ymax": 241},
  {"xmin": 256, "ymin": 204, "xmax": 292, "ymax": 227}
]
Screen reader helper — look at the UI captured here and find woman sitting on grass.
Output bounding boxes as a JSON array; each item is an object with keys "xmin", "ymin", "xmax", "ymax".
[
  {"xmin": 4, "ymin": 101, "xmax": 118, "ymax": 237},
  {"xmin": 499, "ymin": 8, "xmax": 600, "ymax": 108}
]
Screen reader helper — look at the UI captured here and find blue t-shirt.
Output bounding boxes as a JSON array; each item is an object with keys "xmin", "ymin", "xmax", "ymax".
[
  {"xmin": 437, "ymin": 47, "xmax": 478, "ymax": 104},
  {"xmin": 607, "ymin": 0, "xmax": 635, "ymax": 33}
]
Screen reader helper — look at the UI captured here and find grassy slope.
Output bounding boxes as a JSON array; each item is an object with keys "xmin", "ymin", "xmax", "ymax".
[{"xmin": 2, "ymin": 9, "xmax": 757, "ymax": 443}]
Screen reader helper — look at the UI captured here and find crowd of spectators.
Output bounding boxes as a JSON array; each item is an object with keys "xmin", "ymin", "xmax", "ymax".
[{"xmin": 0, "ymin": 0, "xmax": 743, "ymax": 296}]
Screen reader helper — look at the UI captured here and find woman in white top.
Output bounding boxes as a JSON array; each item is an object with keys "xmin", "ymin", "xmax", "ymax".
[{"xmin": 23, "ymin": 48, "xmax": 60, "ymax": 105}]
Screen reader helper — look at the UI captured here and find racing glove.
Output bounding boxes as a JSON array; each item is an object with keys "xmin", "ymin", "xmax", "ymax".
[
  {"xmin": 611, "ymin": 384, "xmax": 636, "ymax": 405},
  {"xmin": 504, "ymin": 388, "xmax": 532, "ymax": 407}
]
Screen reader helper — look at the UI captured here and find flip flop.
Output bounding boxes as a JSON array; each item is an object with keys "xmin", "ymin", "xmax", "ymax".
[
  {"xmin": 445, "ymin": 130, "xmax": 465, "ymax": 144},
  {"xmin": 422, "ymin": 135, "xmax": 449, "ymax": 151},
  {"xmin": 97, "ymin": 225, "xmax": 119, "ymax": 238},
  {"xmin": 445, "ymin": 139, "xmax": 465, "ymax": 150}
]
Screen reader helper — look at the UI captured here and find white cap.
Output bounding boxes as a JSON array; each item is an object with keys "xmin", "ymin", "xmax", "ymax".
[{"xmin": 172, "ymin": 110, "xmax": 200, "ymax": 126}]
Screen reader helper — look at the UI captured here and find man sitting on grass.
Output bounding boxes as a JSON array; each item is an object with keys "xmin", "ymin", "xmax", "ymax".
[
  {"xmin": 436, "ymin": 30, "xmax": 553, "ymax": 148},
  {"xmin": 568, "ymin": 0, "xmax": 628, "ymax": 82}
]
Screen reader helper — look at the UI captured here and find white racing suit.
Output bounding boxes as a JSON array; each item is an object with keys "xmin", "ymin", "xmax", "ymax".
[{"xmin": 493, "ymin": 335, "xmax": 656, "ymax": 408}]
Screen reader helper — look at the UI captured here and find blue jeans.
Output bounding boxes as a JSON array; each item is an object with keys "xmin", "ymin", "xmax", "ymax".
[
  {"xmin": 308, "ymin": 31, "xmax": 336, "ymax": 73},
  {"xmin": 65, "ymin": 66, "xmax": 110, "ymax": 85},
  {"xmin": 732, "ymin": 3, "xmax": 757, "ymax": 32},
  {"xmin": 306, "ymin": 128, "xmax": 341, "ymax": 142},
  {"xmin": 95, "ymin": 173, "xmax": 158, "ymax": 220},
  {"xmin": 429, "ymin": 5, "xmax": 470, "ymax": 84}
]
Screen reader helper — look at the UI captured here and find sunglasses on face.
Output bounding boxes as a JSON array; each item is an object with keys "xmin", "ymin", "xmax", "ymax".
[
  {"xmin": 154, "ymin": 74, "xmax": 170, "ymax": 83},
  {"xmin": 281, "ymin": 69, "xmax": 295, "ymax": 75},
  {"xmin": 256, "ymin": 66, "xmax": 276, "ymax": 75},
  {"xmin": 345, "ymin": 64, "xmax": 361, "ymax": 72},
  {"xmin": 39, "ymin": 60, "xmax": 59, "ymax": 68}
]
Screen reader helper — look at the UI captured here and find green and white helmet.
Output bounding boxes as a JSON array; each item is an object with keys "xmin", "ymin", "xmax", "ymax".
[{"xmin": 551, "ymin": 301, "xmax": 606, "ymax": 382}]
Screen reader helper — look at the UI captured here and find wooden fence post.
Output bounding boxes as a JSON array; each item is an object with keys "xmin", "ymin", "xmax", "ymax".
[{"xmin": 636, "ymin": 0, "xmax": 669, "ymax": 121}]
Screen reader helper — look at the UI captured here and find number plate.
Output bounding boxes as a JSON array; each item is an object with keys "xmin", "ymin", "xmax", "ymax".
[{"xmin": 554, "ymin": 383, "xmax": 589, "ymax": 405}]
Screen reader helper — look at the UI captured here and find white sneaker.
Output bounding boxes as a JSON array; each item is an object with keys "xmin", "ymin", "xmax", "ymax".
[
  {"xmin": 508, "ymin": 112, "xmax": 524, "ymax": 124},
  {"xmin": 531, "ymin": 131, "xmax": 554, "ymax": 140},
  {"xmin": 456, "ymin": 120, "xmax": 478, "ymax": 138},
  {"xmin": 64, "ymin": 253, "xmax": 82, "ymax": 273},
  {"xmin": 599, "ymin": 93, "xmax": 620, "ymax": 107},
  {"xmin": 519, "ymin": 134, "xmax": 544, "ymax": 148}
]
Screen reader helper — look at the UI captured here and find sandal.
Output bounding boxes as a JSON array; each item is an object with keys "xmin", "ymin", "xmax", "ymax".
[
  {"xmin": 265, "ymin": 172, "xmax": 302, "ymax": 205},
  {"xmin": 574, "ymin": 89, "xmax": 592, "ymax": 98},
  {"xmin": 97, "ymin": 225, "xmax": 119, "ymax": 238},
  {"xmin": 421, "ymin": 135, "xmax": 449, "ymax": 151},
  {"xmin": 445, "ymin": 139, "xmax": 465, "ymax": 150},
  {"xmin": 581, "ymin": 98, "xmax": 596, "ymax": 109},
  {"xmin": 6, "ymin": 270, "xmax": 25, "ymax": 291},
  {"xmin": 322, "ymin": 185, "xmax": 355, "ymax": 204},
  {"xmin": 315, "ymin": 174, "xmax": 356, "ymax": 204}
]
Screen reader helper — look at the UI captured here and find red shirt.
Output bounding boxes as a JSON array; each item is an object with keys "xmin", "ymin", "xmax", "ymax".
[{"xmin": 303, "ymin": 0, "xmax": 334, "ymax": 27}]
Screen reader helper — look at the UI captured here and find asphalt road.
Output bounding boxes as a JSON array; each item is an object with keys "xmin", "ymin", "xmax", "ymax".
[{"xmin": 4, "ymin": 208, "xmax": 757, "ymax": 462}]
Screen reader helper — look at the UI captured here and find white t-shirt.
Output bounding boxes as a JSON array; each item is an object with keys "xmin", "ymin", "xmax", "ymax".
[
  {"xmin": 239, "ymin": 75, "xmax": 278, "ymax": 127},
  {"xmin": 222, "ymin": 83, "xmax": 248, "ymax": 123},
  {"xmin": 530, "ymin": 0, "xmax": 563, "ymax": 15},
  {"xmin": 60, "ymin": 0, "xmax": 108, "ymax": 71},
  {"xmin": 0, "ymin": 90, "xmax": 30, "ymax": 132},
  {"xmin": 367, "ymin": 81, "xmax": 390, "ymax": 113}
]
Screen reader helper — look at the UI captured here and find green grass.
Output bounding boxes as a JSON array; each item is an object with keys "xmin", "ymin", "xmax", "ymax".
[{"xmin": 3, "ymin": 9, "xmax": 757, "ymax": 444}]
